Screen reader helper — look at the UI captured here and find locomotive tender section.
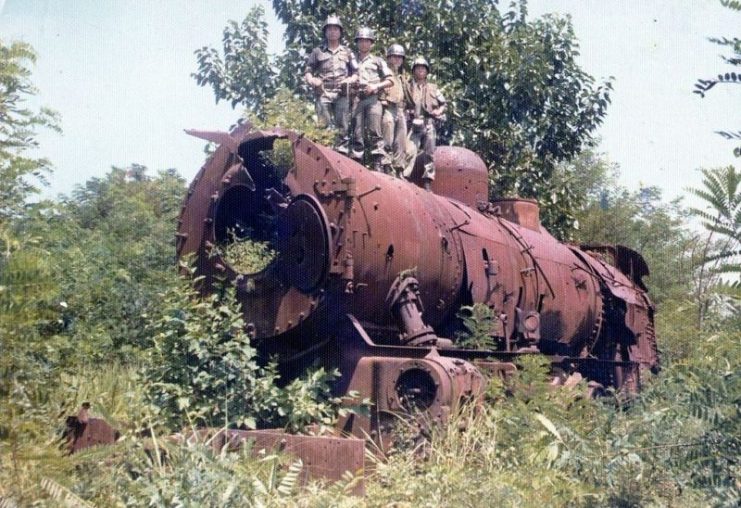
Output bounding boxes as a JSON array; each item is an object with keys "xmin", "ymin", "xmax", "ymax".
[{"xmin": 177, "ymin": 124, "xmax": 659, "ymax": 438}]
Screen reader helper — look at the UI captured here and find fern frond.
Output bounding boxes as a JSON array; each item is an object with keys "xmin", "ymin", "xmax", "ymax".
[
  {"xmin": 39, "ymin": 478, "xmax": 94, "ymax": 508},
  {"xmin": 277, "ymin": 458, "xmax": 303, "ymax": 495},
  {"xmin": 0, "ymin": 496, "xmax": 18, "ymax": 508}
]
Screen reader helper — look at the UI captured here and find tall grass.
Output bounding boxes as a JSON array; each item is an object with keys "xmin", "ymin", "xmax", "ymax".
[{"xmin": 1, "ymin": 313, "xmax": 738, "ymax": 507}]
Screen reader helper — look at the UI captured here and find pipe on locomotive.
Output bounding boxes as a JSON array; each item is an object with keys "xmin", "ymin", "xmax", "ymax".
[{"xmin": 178, "ymin": 124, "xmax": 659, "ymax": 390}]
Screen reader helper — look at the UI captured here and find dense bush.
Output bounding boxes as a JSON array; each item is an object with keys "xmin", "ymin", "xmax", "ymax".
[
  {"xmin": 14, "ymin": 167, "xmax": 187, "ymax": 362},
  {"xmin": 142, "ymin": 263, "xmax": 341, "ymax": 432}
]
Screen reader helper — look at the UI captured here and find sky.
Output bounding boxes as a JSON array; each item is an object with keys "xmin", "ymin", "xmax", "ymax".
[{"xmin": 0, "ymin": 0, "xmax": 738, "ymax": 204}]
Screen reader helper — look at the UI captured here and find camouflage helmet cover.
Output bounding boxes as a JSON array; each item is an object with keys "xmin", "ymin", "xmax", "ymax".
[
  {"xmin": 386, "ymin": 44, "xmax": 406, "ymax": 58},
  {"xmin": 323, "ymin": 15, "xmax": 343, "ymax": 33},
  {"xmin": 411, "ymin": 56, "xmax": 430, "ymax": 71},
  {"xmin": 354, "ymin": 26, "xmax": 375, "ymax": 41}
]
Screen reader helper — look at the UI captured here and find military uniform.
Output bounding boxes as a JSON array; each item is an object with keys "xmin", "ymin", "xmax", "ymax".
[
  {"xmin": 405, "ymin": 69, "xmax": 446, "ymax": 182},
  {"xmin": 351, "ymin": 53, "xmax": 393, "ymax": 167},
  {"xmin": 380, "ymin": 49, "xmax": 409, "ymax": 176},
  {"xmin": 305, "ymin": 43, "xmax": 355, "ymax": 153}
]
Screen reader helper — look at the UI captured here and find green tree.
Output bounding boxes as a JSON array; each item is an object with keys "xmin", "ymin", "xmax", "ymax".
[
  {"xmin": 192, "ymin": 5, "xmax": 277, "ymax": 114},
  {"xmin": 194, "ymin": 1, "xmax": 611, "ymax": 237},
  {"xmin": 143, "ymin": 265, "xmax": 340, "ymax": 432},
  {"xmin": 0, "ymin": 41, "xmax": 65, "ymax": 499},
  {"xmin": 20, "ymin": 166, "xmax": 188, "ymax": 359},
  {"xmin": 688, "ymin": 166, "xmax": 740, "ymax": 275},
  {"xmin": 687, "ymin": 166, "xmax": 740, "ymax": 325},
  {"xmin": 694, "ymin": 0, "xmax": 740, "ymax": 157},
  {"xmin": 543, "ymin": 148, "xmax": 617, "ymax": 238},
  {"xmin": 575, "ymin": 179, "xmax": 698, "ymax": 305},
  {"xmin": 0, "ymin": 40, "xmax": 59, "ymax": 222}
]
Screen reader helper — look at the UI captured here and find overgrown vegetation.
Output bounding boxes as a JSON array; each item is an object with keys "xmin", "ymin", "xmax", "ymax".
[
  {"xmin": 694, "ymin": 0, "xmax": 740, "ymax": 157},
  {"xmin": 456, "ymin": 303, "xmax": 497, "ymax": 350},
  {"xmin": 219, "ymin": 230, "xmax": 277, "ymax": 274},
  {"xmin": 2, "ymin": 4, "xmax": 740, "ymax": 505},
  {"xmin": 2, "ymin": 160, "xmax": 735, "ymax": 508},
  {"xmin": 143, "ymin": 263, "xmax": 340, "ymax": 432}
]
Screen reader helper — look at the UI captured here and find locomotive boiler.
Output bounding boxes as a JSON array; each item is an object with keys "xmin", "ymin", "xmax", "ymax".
[{"xmin": 177, "ymin": 123, "xmax": 659, "ymax": 442}]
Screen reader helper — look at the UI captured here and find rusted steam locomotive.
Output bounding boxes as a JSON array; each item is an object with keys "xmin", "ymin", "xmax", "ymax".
[{"xmin": 176, "ymin": 123, "xmax": 659, "ymax": 442}]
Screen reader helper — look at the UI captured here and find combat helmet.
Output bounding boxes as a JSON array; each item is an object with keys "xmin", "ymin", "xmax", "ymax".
[
  {"xmin": 411, "ymin": 56, "xmax": 430, "ymax": 71},
  {"xmin": 354, "ymin": 27, "xmax": 375, "ymax": 41},
  {"xmin": 322, "ymin": 14, "xmax": 343, "ymax": 34},
  {"xmin": 386, "ymin": 44, "xmax": 406, "ymax": 58}
]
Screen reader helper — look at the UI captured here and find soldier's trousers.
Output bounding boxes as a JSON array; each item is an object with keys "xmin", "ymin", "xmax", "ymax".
[
  {"xmin": 352, "ymin": 95, "xmax": 386, "ymax": 165},
  {"xmin": 315, "ymin": 92, "xmax": 350, "ymax": 154},
  {"xmin": 406, "ymin": 118, "xmax": 436, "ymax": 181},
  {"xmin": 381, "ymin": 103, "xmax": 410, "ymax": 175}
]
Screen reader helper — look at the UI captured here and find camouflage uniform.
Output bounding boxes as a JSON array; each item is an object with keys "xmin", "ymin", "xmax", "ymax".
[
  {"xmin": 380, "ymin": 45, "xmax": 410, "ymax": 176},
  {"xmin": 405, "ymin": 58, "xmax": 446, "ymax": 183},
  {"xmin": 305, "ymin": 21, "xmax": 355, "ymax": 154}
]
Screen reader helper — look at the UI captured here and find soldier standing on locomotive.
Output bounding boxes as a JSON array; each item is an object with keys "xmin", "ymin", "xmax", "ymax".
[
  {"xmin": 304, "ymin": 15, "xmax": 356, "ymax": 155},
  {"xmin": 380, "ymin": 44, "xmax": 410, "ymax": 177},
  {"xmin": 405, "ymin": 57, "xmax": 447, "ymax": 191},
  {"xmin": 350, "ymin": 27, "xmax": 393, "ymax": 171}
]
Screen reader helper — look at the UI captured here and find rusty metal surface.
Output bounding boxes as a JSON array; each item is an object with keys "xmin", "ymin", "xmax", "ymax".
[
  {"xmin": 177, "ymin": 124, "xmax": 659, "ymax": 438},
  {"xmin": 489, "ymin": 198, "xmax": 541, "ymax": 231},
  {"xmin": 64, "ymin": 404, "xmax": 120, "ymax": 453},
  {"xmin": 430, "ymin": 145, "xmax": 489, "ymax": 207},
  {"xmin": 196, "ymin": 429, "xmax": 365, "ymax": 495},
  {"xmin": 65, "ymin": 412, "xmax": 365, "ymax": 495}
]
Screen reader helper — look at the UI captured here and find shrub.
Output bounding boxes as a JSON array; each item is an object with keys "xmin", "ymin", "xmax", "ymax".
[{"xmin": 141, "ymin": 264, "xmax": 340, "ymax": 432}]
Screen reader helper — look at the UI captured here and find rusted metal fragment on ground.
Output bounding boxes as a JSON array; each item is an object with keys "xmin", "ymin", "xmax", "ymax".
[
  {"xmin": 64, "ymin": 404, "xmax": 120, "ymax": 453},
  {"xmin": 65, "ymin": 410, "xmax": 365, "ymax": 495},
  {"xmin": 189, "ymin": 428, "xmax": 366, "ymax": 495}
]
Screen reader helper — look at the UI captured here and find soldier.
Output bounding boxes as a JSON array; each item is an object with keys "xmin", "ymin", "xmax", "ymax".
[
  {"xmin": 304, "ymin": 15, "xmax": 355, "ymax": 154},
  {"xmin": 380, "ymin": 44, "xmax": 410, "ymax": 176},
  {"xmin": 405, "ymin": 57, "xmax": 447, "ymax": 191},
  {"xmin": 351, "ymin": 27, "xmax": 393, "ymax": 171}
]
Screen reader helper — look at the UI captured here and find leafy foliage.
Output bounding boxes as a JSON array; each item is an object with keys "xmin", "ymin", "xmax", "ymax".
[
  {"xmin": 218, "ymin": 229, "xmax": 276, "ymax": 274},
  {"xmin": 193, "ymin": 5, "xmax": 277, "ymax": 113},
  {"xmin": 694, "ymin": 1, "xmax": 740, "ymax": 156},
  {"xmin": 110, "ymin": 440, "xmax": 308, "ymax": 506},
  {"xmin": 0, "ymin": 233, "xmax": 65, "ymax": 466},
  {"xmin": 688, "ymin": 166, "xmax": 741, "ymax": 279},
  {"xmin": 18, "ymin": 166, "xmax": 187, "ymax": 360},
  {"xmin": 142, "ymin": 264, "xmax": 340, "ymax": 432},
  {"xmin": 249, "ymin": 86, "xmax": 336, "ymax": 148},
  {"xmin": 0, "ymin": 40, "xmax": 60, "ymax": 222},
  {"xmin": 455, "ymin": 303, "xmax": 497, "ymax": 349},
  {"xmin": 576, "ymin": 181, "xmax": 698, "ymax": 304}
]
